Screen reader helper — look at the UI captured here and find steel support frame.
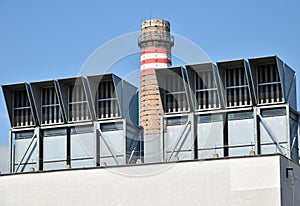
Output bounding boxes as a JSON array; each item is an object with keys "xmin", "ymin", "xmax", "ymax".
[
  {"xmin": 98, "ymin": 127, "xmax": 120, "ymax": 165},
  {"xmin": 298, "ymin": 114, "xmax": 300, "ymax": 160},
  {"xmin": 286, "ymin": 104, "xmax": 291, "ymax": 159},
  {"xmin": 123, "ymin": 118, "xmax": 127, "ymax": 165},
  {"xmin": 95, "ymin": 119, "xmax": 126, "ymax": 166},
  {"xmin": 161, "ymin": 113, "xmax": 196, "ymax": 161},
  {"xmin": 14, "ymin": 131, "xmax": 36, "ymax": 173},
  {"xmin": 36, "ymin": 127, "xmax": 43, "ymax": 171},
  {"xmin": 11, "ymin": 122, "xmax": 92, "ymax": 173},
  {"xmin": 8, "ymin": 129, "xmax": 13, "ymax": 173},
  {"xmin": 160, "ymin": 115, "xmax": 165, "ymax": 162},
  {"xmin": 94, "ymin": 121, "xmax": 100, "ymax": 166},
  {"xmin": 256, "ymin": 104, "xmax": 291, "ymax": 158},
  {"xmin": 223, "ymin": 112, "xmax": 228, "ymax": 157},
  {"xmin": 254, "ymin": 107, "xmax": 261, "ymax": 155}
]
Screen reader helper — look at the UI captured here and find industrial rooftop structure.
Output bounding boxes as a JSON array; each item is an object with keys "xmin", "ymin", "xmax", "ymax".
[
  {"xmin": 0, "ymin": 19, "xmax": 299, "ymax": 174},
  {"xmin": 0, "ymin": 18, "xmax": 299, "ymax": 206},
  {"xmin": 2, "ymin": 74, "xmax": 142, "ymax": 173},
  {"xmin": 150, "ymin": 56, "xmax": 299, "ymax": 163},
  {"xmin": 0, "ymin": 55, "xmax": 299, "ymax": 173}
]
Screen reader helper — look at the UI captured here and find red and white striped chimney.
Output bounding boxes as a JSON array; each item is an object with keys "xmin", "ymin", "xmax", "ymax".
[{"xmin": 138, "ymin": 19, "xmax": 174, "ymax": 136}]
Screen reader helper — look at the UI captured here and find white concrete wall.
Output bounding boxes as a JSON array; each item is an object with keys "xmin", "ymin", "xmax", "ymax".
[
  {"xmin": 0, "ymin": 145, "xmax": 9, "ymax": 174},
  {"xmin": 280, "ymin": 156, "xmax": 300, "ymax": 206},
  {"xmin": 0, "ymin": 155, "xmax": 285, "ymax": 206}
]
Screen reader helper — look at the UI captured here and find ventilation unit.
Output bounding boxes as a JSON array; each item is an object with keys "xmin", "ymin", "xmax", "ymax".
[
  {"xmin": 87, "ymin": 74, "xmax": 141, "ymax": 166},
  {"xmin": 2, "ymin": 83, "xmax": 37, "ymax": 128},
  {"xmin": 2, "ymin": 74, "xmax": 142, "ymax": 173},
  {"xmin": 186, "ymin": 63, "xmax": 225, "ymax": 158},
  {"xmin": 156, "ymin": 67, "xmax": 191, "ymax": 114},
  {"xmin": 249, "ymin": 56, "xmax": 296, "ymax": 109},
  {"xmin": 217, "ymin": 59, "xmax": 255, "ymax": 108},
  {"xmin": 2, "ymin": 83, "xmax": 39, "ymax": 172},
  {"xmin": 186, "ymin": 63, "xmax": 223, "ymax": 111},
  {"xmin": 156, "ymin": 67, "xmax": 195, "ymax": 161}
]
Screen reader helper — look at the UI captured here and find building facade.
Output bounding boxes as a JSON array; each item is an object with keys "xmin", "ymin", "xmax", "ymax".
[{"xmin": 0, "ymin": 155, "xmax": 299, "ymax": 206}]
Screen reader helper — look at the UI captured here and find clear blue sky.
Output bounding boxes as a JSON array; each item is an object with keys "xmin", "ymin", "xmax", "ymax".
[{"xmin": 0, "ymin": 0, "xmax": 299, "ymax": 145}]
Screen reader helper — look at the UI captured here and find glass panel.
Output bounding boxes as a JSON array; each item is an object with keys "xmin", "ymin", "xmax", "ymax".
[
  {"xmin": 166, "ymin": 117, "xmax": 188, "ymax": 126},
  {"xmin": 43, "ymin": 128, "xmax": 67, "ymax": 137},
  {"xmin": 261, "ymin": 108, "xmax": 286, "ymax": 117},
  {"xmin": 71, "ymin": 125, "xmax": 94, "ymax": 134},
  {"xmin": 198, "ymin": 114, "xmax": 223, "ymax": 123},
  {"xmin": 15, "ymin": 131, "xmax": 34, "ymax": 139},
  {"xmin": 228, "ymin": 111, "xmax": 253, "ymax": 120},
  {"xmin": 100, "ymin": 122, "xmax": 123, "ymax": 131}
]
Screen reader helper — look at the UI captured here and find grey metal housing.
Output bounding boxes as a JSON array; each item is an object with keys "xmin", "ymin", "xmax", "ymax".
[
  {"xmin": 154, "ymin": 56, "xmax": 299, "ymax": 162},
  {"xmin": 156, "ymin": 67, "xmax": 195, "ymax": 161},
  {"xmin": 2, "ymin": 74, "xmax": 142, "ymax": 173}
]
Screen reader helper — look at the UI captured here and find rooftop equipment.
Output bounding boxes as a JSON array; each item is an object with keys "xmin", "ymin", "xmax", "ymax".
[
  {"xmin": 2, "ymin": 74, "xmax": 142, "ymax": 173},
  {"xmin": 186, "ymin": 63, "xmax": 225, "ymax": 158},
  {"xmin": 154, "ymin": 56, "xmax": 299, "ymax": 162},
  {"xmin": 156, "ymin": 67, "xmax": 195, "ymax": 161}
]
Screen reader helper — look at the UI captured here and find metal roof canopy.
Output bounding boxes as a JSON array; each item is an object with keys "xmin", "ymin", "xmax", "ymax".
[
  {"xmin": 155, "ymin": 67, "xmax": 192, "ymax": 114},
  {"xmin": 248, "ymin": 56, "xmax": 297, "ymax": 110},
  {"xmin": 57, "ymin": 76, "xmax": 93, "ymax": 123},
  {"xmin": 87, "ymin": 73, "xmax": 139, "ymax": 126},
  {"xmin": 186, "ymin": 62, "xmax": 224, "ymax": 111},
  {"xmin": 2, "ymin": 83, "xmax": 38, "ymax": 128},
  {"xmin": 30, "ymin": 80, "xmax": 67, "ymax": 125},
  {"xmin": 217, "ymin": 59, "xmax": 256, "ymax": 108}
]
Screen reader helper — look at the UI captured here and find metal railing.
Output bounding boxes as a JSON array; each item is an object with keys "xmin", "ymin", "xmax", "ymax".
[{"xmin": 138, "ymin": 31, "xmax": 174, "ymax": 47}]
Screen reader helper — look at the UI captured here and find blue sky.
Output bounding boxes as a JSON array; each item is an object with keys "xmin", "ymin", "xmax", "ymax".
[{"xmin": 0, "ymin": 0, "xmax": 299, "ymax": 145}]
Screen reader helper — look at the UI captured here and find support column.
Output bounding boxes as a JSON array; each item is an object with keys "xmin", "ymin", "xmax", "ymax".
[
  {"xmin": 160, "ymin": 115, "xmax": 165, "ymax": 161},
  {"xmin": 36, "ymin": 127, "xmax": 43, "ymax": 171},
  {"xmin": 286, "ymin": 104, "xmax": 291, "ymax": 159},
  {"xmin": 123, "ymin": 119, "xmax": 127, "ymax": 165},
  {"xmin": 223, "ymin": 113, "xmax": 229, "ymax": 156},
  {"xmin": 66, "ymin": 127, "xmax": 71, "ymax": 167},
  {"xmin": 8, "ymin": 129, "xmax": 13, "ymax": 174},
  {"xmin": 190, "ymin": 113, "xmax": 197, "ymax": 160},
  {"xmin": 94, "ymin": 121, "xmax": 100, "ymax": 166},
  {"xmin": 254, "ymin": 107, "xmax": 261, "ymax": 155}
]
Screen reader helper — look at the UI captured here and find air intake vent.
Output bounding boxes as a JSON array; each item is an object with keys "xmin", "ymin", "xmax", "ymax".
[{"xmin": 256, "ymin": 63, "xmax": 283, "ymax": 104}]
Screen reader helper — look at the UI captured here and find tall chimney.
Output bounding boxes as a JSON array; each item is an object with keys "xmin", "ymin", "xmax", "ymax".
[{"xmin": 138, "ymin": 19, "xmax": 174, "ymax": 135}]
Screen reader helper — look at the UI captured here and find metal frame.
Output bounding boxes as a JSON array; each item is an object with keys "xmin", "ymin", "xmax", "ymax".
[
  {"xmin": 2, "ymin": 83, "xmax": 39, "ymax": 128},
  {"xmin": 217, "ymin": 59, "xmax": 255, "ymax": 108},
  {"xmin": 3, "ymin": 74, "xmax": 142, "ymax": 173},
  {"xmin": 57, "ymin": 76, "xmax": 93, "ymax": 123},
  {"xmin": 186, "ymin": 63, "xmax": 224, "ymax": 112},
  {"xmin": 160, "ymin": 113, "xmax": 196, "ymax": 161},
  {"xmin": 30, "ymin": 80, "xmax": 66, "ymax": 126},
  {"xmin": 256, "ymin": 104, "xmax": 296, "ymax": 160},
  {"xmin": 2, "ymin": 56, "xmax": 298, "ymax": 169},
  {"xmin": 154, "ymin": 57, "xmax": 299, "ymax": 162},
  {"xmin": 248, "ymin": 56, "xmax": 294, "ymax": 107},
  {"xmin": 156, "ymin": 67, "xmax": 192, "ymax": 114},
  {"xmin": 87, "ymin": 74, "xmax": 139, "ymax": 126}
]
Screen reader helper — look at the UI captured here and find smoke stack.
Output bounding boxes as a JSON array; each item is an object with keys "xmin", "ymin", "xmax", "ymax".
[{"xmin": 138, "ymin": 19, "xmax": 174, "ymax": 135}]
